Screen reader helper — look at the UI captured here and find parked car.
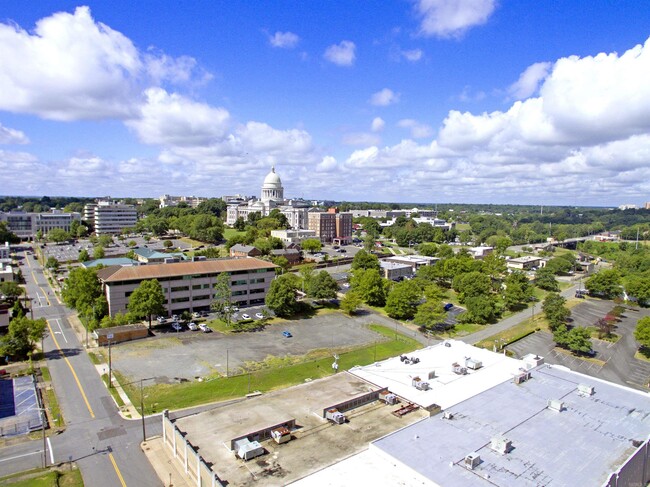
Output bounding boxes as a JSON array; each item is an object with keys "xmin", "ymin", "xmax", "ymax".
[
  {"xmin": 192, "ymin": 312, "xmax": 200, "ymax": 318},
  {"xmin": 172, "ymin": 314, "xmax": 179, "ymax": 321},
  {"xmin": 188, "ymin": 322, "xmax": 198, "ymax": 331},
  {"xmin": 282, "ymin": 331, "xmax": 292, "ymax": 338},
  {"xmin": 171, "ymin": 322, "xmax": 183, "ymax": 331},
  {"xmin": 444, "ymin": 303, "xmax": 454, "ymax": 311},
  {"xmin": 241, "ymin": 313, "xmax": 251, "ymax": 320},
  {"xmin": 255, "ymin": 312, "xmax": 265, "ymax": 320},
  {"xmin": 199, "ymin": 323, "xmax": 211, "ymax": 333},
  {"xmin": 157, "ymin": 316, "xmax": 166, "ymax": 323}
]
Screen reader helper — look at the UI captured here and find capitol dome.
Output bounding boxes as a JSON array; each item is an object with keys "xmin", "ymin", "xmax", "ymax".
[{"xmin": 261, "ymin": 166, "xmax": 284, "ymax": 202}]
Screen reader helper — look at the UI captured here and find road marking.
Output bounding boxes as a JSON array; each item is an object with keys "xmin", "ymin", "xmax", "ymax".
[
  {"xmin": 55, "ymin": 318, "xmax": 68, "ymax": 344},
  {"xmin": 47, "ymin": 437, "xmax": 54, "ymax": 464},
  {"xmin": 0, "ymin": 450, "xmax": 41, "ymax": 463},
  {"xmin": 108, "ymin": 452, "xmax": 127, "ymax": 487},
  {"xmin": 46, "ymin": 320, "xmax": 95, "ymax": 418}
]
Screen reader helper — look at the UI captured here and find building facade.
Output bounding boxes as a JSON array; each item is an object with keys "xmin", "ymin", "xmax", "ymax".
[
  {"xmin": 84, "ymin": 200, "xmax": 138, "ymax": 235},
  {"xmin": 0, "ymin": 210, "xmax": 81, "ymax": 240},
  {"xmin": 97, "ymin": 258, "xmax": 277, "ymax": 317},
  {"xmin": 308, "ymin": 208, "xmax": 353, "ymax": 244},
  {"xmin": 226, "ymin": 167, "xmax": 311, "ymax": 229},
  {"xmin": 159, "ymin": 195, "xmax": 208, "ymax": 208},
  {"xmin": 270, "ymin": 229, "xmax": 317, "ymax": 244}
]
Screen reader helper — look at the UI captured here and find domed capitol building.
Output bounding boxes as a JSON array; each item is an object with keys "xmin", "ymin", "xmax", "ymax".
[{"xmin": 225, "ymin": 166, "xmax": 312, "ymax": 229}]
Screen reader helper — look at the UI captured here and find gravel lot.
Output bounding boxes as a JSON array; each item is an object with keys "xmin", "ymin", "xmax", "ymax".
[{"xmin": 110, "ymin": 312, "xmax": 385, "ymax": 382}]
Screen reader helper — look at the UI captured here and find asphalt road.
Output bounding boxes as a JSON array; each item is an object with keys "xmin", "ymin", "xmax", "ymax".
[{"xmin": 0, "ymin": 250, "xmax": 161, "ymax": 486}]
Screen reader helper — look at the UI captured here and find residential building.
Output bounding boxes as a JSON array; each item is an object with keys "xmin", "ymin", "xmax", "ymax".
[
  {"xmin": 270, "ymin": 248, "xmax": 301, "ymax": 265},
  {"xmin": 0, "ymin": 210, "xmax": 81, "ymax": 240},
  {"xmin": 97, "ymin": 258, "xmax": 277, "ymax": 316},
  {"xmin": 270, "ymin": 229, "xmax": 316, "ymax": 244},
  {"xmin": 229, "ymin": 244, "xmax": 262, "ymax": 258},
  {"xmin": 159, "ymin": 195, "xmax": 208, "ymax": 208},
  {"xmin": 84, "ymin": 200, "xmax": 138, "ymax": 235},
  {"xmin": 308, "ymin": 208, "xmax": 352, "ymax": 244},
  {"xmin": 226, "ymin": 166, "xmax": 311, "ymax": 229}
]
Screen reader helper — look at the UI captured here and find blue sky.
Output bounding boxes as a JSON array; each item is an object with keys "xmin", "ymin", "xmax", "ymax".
[{"xmin": 1, "ymin": 1, "xmax": 650, "ymax": 206}]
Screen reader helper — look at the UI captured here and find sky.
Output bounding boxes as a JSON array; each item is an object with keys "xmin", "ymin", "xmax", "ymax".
[{"xmin": 1, "ymin": 1, "xmax": 650, "ymax": 207}]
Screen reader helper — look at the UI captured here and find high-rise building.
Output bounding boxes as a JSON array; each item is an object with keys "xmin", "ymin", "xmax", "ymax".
[
  {"xmin": 84, "ymin": 200, "xmax": 137, "ymax": 235},
  {"xmin": 308, "ymin": 208, "xmax": 352, "ymax": 244}
]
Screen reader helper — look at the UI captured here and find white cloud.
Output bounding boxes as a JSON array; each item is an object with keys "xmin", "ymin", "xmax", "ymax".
[
  {"xmin": 0, "ymin": 123, "xmax": 29, "ymax": 144},
  {"xmin": 342, "ymin": 132, "xmax": 381, "ymax": 146},
  {"xmin": 323, "ymin": 40, "xmax": 356, "ymax": 66},
  {"xmin": 370, "ymin": 88, "xmax": 400, "ymax": 106},
  {"xmin": 269, "ymin": 31, "xmax": 300, "ymax": 49},
  {"xmin": 316, "ymin": 155, "xmax": 338, "ymax": 172},
  {"xmin": 397, "ymin": 119, "xmax": 434, "ymax": 138},
  {"xmin": 371, "ymin": 117, "xmax": 385, "ymax": 132},
  {"xmin": 401, "ymin": 49, "xmax": 423, "ymax": 62},
  {"xmin": 0, "ymin": 6, "xmax": 206, "ymax": 121},
  {"xmin": 508, "ymin": 62, "xmax": 551, "ymax": 100},
  {"xmin": 415, "ymin": 0, "xmax": 496, "ymax": 38}
]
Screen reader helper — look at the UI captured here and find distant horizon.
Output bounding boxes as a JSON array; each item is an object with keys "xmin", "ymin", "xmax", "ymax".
[{"xmin": 1, "ymin": 3, "xmax": 650, "ymax": 205}]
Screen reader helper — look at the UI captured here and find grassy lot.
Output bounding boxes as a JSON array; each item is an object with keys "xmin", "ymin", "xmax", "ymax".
[
  {"xmin": 87, "ymin": 351, "xmax": 102, "ymax": 365},
  {"xmin": 125, "ymin": 324, "xmax": 420, "ymax": 413},
  {"xmin": 587, "ymin": 327, "xmax": 620, "ymax": 343},
  {"xmin": 635, "ymin": 350, "xmax": 650, "ymax": 363},
  {"xmin": 102, "ymin": 374, "xmax": 125, "ymax": 407},
  {"xmin": 178, "ymin": 237, "xmax": 205, "ymax": 247},
  {"xmin": 474, "ymin": 314, "xmax": 547, "ymax": 349},
  {"xmin": 223, "ymin": 228, "xmax": 245, "ymax": 240},
  {"xmin": 455, "ymin": 223, "xmax": 471, "ymax": 231},
  {"xmin": 40, "ymin": 367, "xmax": 64, "ymax": 428},
  {"xmin": 0, "ymin": 467, "xmax": 83, "ymax": 487}
]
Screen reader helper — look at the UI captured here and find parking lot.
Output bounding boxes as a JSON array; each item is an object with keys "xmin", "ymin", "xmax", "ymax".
[
  {"xmin": 506, "ymin": 298, "xmax": 650, "ymax": 390},
  {"xmin": 110, "ymin": 311, "xmax": 385, "ymax": 383}
]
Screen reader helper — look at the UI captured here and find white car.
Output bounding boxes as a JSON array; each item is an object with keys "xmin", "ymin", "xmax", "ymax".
[
  {"xmin": 188, "ymin": 322, "xmax": 198, "ymax": 331},
  {"xmin": 255, "ymin": 312, "xmax": 265, "ymax": 320},
  {"xmin": 171, "ymin": 322, "xmax": 183, "ymax": 332},
  {"xmin": 192, "ymin": 312, "xmax": 201, "ymax": 318},
  {"xmin": 242, "ymin": 313, "xmax": 251, "ymax": 320},
  {"xmin": 199, "ymin": 323, "xmax": 210, "ymax": 333},
  {"xmin": 157, "ymin": 316, "xmax": 166, "ymax": 323},
  {"xmin": 172, "ymin": 314, "xmax": 179, "ymax": 321}
]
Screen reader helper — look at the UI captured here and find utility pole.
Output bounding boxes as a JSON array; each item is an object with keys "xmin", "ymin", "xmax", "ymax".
[
  {"xmin": 141, "ymin": 378, "xmax": 146, "ymax": 443},
  {"xmin": 226, "ymin": 349, "xmax": 229, "ymax": 378},
  {"xmin": 108, "ymin": 336, "xmax": 113, "ymax": 388}
]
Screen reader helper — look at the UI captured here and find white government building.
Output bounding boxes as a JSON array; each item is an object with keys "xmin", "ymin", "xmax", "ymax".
[{"xmin": 226, "ymin": 166, "xmax": 311, "ymax": 229}]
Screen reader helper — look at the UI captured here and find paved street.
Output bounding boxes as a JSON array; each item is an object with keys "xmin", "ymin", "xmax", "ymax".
[{"xmin": 0, "ymin": 250, "xmax": 162, "ymax": 486}]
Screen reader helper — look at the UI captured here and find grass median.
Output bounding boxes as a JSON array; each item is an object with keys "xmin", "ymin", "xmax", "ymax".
[{"xmin": 124, "ymin": 324, "xmax": 420, "ymax": 413}]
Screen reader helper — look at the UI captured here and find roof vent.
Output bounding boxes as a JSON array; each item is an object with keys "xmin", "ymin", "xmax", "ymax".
[
  {"xmin": 443, "ymin": 411, "xmax": 454, "ymax": 420},
  {"xmin": 490, "ymin": 436, "xmax": 512, "ymax": 455},
  {"xmin": 464, "ymin": 453, "xmax": 481, "ymax": 470},
  {"xmin": 465, "ymin": 358, "xmax": 482, "ymax": 370},
  {"xmin": 547, "ymin": 399, "xmax": 564, "ymax": 412},
  {"xmin": 577, "ymin": 384, "xmax": 594, "ymax": 396},
  {"xmin": 514, "ymin": 369, "xmax": 531, "ymax": 384}
]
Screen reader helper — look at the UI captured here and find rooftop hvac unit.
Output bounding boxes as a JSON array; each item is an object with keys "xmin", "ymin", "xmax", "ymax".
[
  {"xmin": 379, "ymin": 391, "xmax": 399, "ymax": 405},
  {"xmin": 325, "ymin": 408, "xmax": 346, "ymax": 424},
  {"xmin": 411, "ymin": 377, "xmax": 430, "ymax": 391},
  {"xmin": 451, "ymin": 362, "xmax": 468, "ymax": 375},
  {"xmin": 547, "ymin": 399, "xmax": 564, "ymax": 412},
  {"xmin": 465, "ymin": 358, "xmax": 482, "ymax": 370},
  {"xmin": 514, "ymin": 370, "xmax": 531, "ymax": 384},
  {"xmin": 428, "ymin": 370, "xmax": 437, "ymax": 380},
  {"xmin": 490, "ymin": 436, "xmax": 512, "ymax": 455},
  {"xmin": 577, "ymin": 384, "xmax": 594, "ymax": 396},
  {"xmin": 271, "ymin": 427, "xmax": 292, "ymax": 444},
  {"xmin": 464, "ymin": 453, "xmax": 481, "ymax": 470},
  {"xmin": 233, "ymin": 438, "xmax": 265, "ymax": 461},
  {"xmin": 443, "ymin": 411, "xmax": 454, "ymax": 420}
]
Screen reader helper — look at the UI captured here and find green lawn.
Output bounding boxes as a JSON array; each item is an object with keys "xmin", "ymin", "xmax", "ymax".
[
  {"xmin": 126, "ymin": 324, "xmax": 420, "ymax": 413},
  {"xmin": 474, "ymin": 314, "xmax": 547, "ymax": 349},
  {"xmin": 102, "ymin": 374, "xmax": 125, "ymax": 407},
  {"xmin": 40, "ymin": 367, "xmax": 64, "ymax": 428},
  {"xmin": 0, "ymin": 468, "xmax": 83, "ymax": 487},
  {"xmin": 223, "ymin": 228, "xmax": 246, "ymax": 240}
]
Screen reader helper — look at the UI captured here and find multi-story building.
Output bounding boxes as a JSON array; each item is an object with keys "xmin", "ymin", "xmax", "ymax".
[
  {"xmin": 159, "ymin": 195, "xmax": 208, "ymax": 208},
  {"xmin": 226, "ymin": 166, "xmax": 311, "ymax": 229},
  {"xmin": 97, "ymin": 258, "xmax": 277, "ymax": 317},
  {"xmin": 0, "ymin": 210, "xmax": 81, "ymax": 240},
  {"xmin": 270, "ymin": 229, "xmax": 317, "ymax": 244},
  {"xmin": 84, "ymin": 200, "xmax": 138, "ymax": 235},
  {"xmin": 308, "ymin": 208, "xmax": 353, "ymax": 244},
  {"xmin": 0, "ymin": 242, "xmax": 10, "ymax": 260}
]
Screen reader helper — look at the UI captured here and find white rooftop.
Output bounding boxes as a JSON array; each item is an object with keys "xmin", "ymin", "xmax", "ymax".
[{"xmin": 349, "ymin": 340, "xmax": 527, "ymax": 409}]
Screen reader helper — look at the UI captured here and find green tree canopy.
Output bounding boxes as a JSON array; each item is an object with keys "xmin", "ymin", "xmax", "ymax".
[
  {"xmin": 0, "ymin": 282, "xmax": 24, "ymax": 302},
  {"xmin": 211, "ymin": 272, "xmax": 233, "ymax": 325},
  {"xmin": 351, "ymin": 250, "xmax": 380, "ymax": 271},
  {"xmin": 128, "ymin": 279, "xmax": 166, "ymax": 329},
  {"xmin": 0, "ymin": 316, "xmax": 47, "ymax": 360},
  {"xmin": 461, "ymin": 294, "xmax": 499, "ymax": 324},
  {"xmin": 93, "ymin": 246, "xmax": 105, "ymax": 259},
  {"xmin": 634, "ymin": 316, "xmax": 650, "ymax": 349},
  {"xmin": 340, "ymin": 290, "xmax": 362, "ymax": 315},
  {"xmin": 45, "ymin": 256, "xmax": 60, "ymax": 272},
  {"xmin": 265, "ymin": 274, "xmax": 298, "ymax": 317},
  {"xmin": 78, "ymin": 249, "xmax": 90, "ymax": 262},
  {"xmin": 503, "ymin": 271, "xmax": 534, "ymax": 310},
  {"xmin": 625, "ymin": 276, "xmax": 650, "ymax": 303},
  {"xmin": 413, "ymin": 299, "xmax": 446, "ymax": 330},
  {"xmin": 301, "ymin": 239, "xmax": 323, "ymax": 254},
  {"xmin": 309, "ymin": 271, "xmax": 339, "ymax": 300},
  {"xmin": 542, "ymin": 293, "xmax": 571, "ymax": 330},
  {"xmin": 47, "ymin": 228, "xmax": 72, "ymax": 243},
  {"xmin": 62, "ymin": 267, "xmax": 103, "ymax": 314},
  {"xmin": 535, "ymin": 267, "xmax": 559, "ymax": 291},
  {"xmin": 585, "ymin": 269, "xmax": 622, "ymax": 299},
  {"xmin": 351, "ymin": 268, "xmax": 388, "ymax": 306},
  {"xmin": 0, "ymin": 221, "xmax": 19, "ymax": 244},
  {"xmin": 385, "ymin": 280, "xmax": 422, "ymax": 320},
  {"xmin": 452, "ymin": 271, "xmax": 492, "ymax": 304}
]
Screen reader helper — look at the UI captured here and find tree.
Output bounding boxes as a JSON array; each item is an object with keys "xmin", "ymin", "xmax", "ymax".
[
  {"xmin": 271, "ymin": 256, "xmax": 290, "ymax": 274},
  {"xmin": 45, "ymin": 256, "xmax": 60, "ymax": 272},
  {"xmin": 351, "ymin": 250, "xmax": 380, "ymax": 271},
  {"xmin": 452, "ymin": 271, "xmax": 492, "ymax": 303},
  {"xmin": 625, "ymin": 276, "xmax": 650, "ymax": 304},
  {"xmin": 266, "ymin": 274, "xmax": 298, "ymax": 317},
  {"xmin": 417, "ymin": 243, "xmax": 438, "ymax": 257},
  {"xmin": 634, "ymin": 316, "xmax": 650, "ymax": 349},
  {"xmin": 503, "ymin": 271, "xmax": 533, "ymax": 310},
  {"xmin": 62, "ymin": 267, "xmax": 103, "ymax": 313},
  {"xmin": 595, "ymin": 318, "xmax": 616, "ymax": 340},
  {"xmin": 542, "ymin": 293, "xmax": 571, "ymax": 330},
  {"xmin": 211, "ymin": 273, "xmax": 233, "ymax": 325},
  {"xmin": 0, "ymin": 316, "xmax": 47, "ymax": 360},
  {"xmin": 0, "ymin": 282, "xmax": 24, "ymax": 302},
  {"xmin": 93, "ymin": 246, "xmax": 105, "ymax": 259},
  {"xmin": 309, "ymin": 271, "xmax": 339, "ymax": 300},
  {"xmin": 413, "ymin": 300, "xmax": 447, "ymax": 330},
  {"xmin": 585, "ymin": 269, "xmax": 622, "ymax": 299},
  {"xmin": 128, "ymin": 279, "xmax": 166, "ymax": 329},
  {"xmin": 163, "ymin": 240, "xmax": 174, "ymax": 249},
  {"xmin": 299, "ymin": 265, "xmax": 316, "ymax": 295},
  {"xmin": 565, "ymin": 327, "xmax": 592, "ymax": 354},
  {"xmin": 352, "ymin": 268, "xmax": 388, "ymax": 306},
  {"xmin": 47, "ymin": 228, "xmax": 72, "ymax": 243},
  {"xmin": 385, "ymin": 280, "xmax": 422, "ymax": 319},
  {"xmin": 98, "ymin": 235, "xmax": 113, "ymax": 247},
  {"xmin": 462, "ymin": 294, "xmax": 499, "ymax": 324},
  {"xmin": 78, "ymin": 249, "xmax": 90, "ymax": 262},
  {"xmin": 0, "ymin": 221, "xmax": 19, "ymax": 244},
  {"xmin": 545, "ymin": 257, "xmax": 573, "ymax": 275},
  {"xmin": 233, "ymin": 217, "xmax": 246, "ymax": 231},
  {"xmin": 301, "ymin": 239, "xmax": 323, "ymax": 254},
  {"xmin": 535, "ymin": 267, "xmax": 559, "ymax": 291},
  {"xmin": 340, "ymin": 291, "xmax": 363, "ymax": 315}
]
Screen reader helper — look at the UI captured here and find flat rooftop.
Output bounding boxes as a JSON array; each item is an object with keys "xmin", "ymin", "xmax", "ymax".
[
  {"xmin": 173, "ymin": 372, "xmax": 428, "ymax": 486},
  {"xmin": 372, "ymin": 364, "xmax": 650, "ymax": 486},
  {"xmin": 349, "ymin": 340, "xmax": 527, "ymax": 409}
]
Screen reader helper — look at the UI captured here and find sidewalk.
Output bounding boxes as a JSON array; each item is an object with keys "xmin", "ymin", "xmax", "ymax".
[{"xmin": 141, "ymin": 436, "xmax": 191, "ymax": 487}]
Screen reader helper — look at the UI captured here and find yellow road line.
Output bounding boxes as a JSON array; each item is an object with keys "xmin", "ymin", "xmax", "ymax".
[
  {"xmin": 108, "ymin": 452, "xmax": 127, "ymax": 487},
  {"xmin": 46, "ymin": 320, "xmax": 95, "ymax": 418}
]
